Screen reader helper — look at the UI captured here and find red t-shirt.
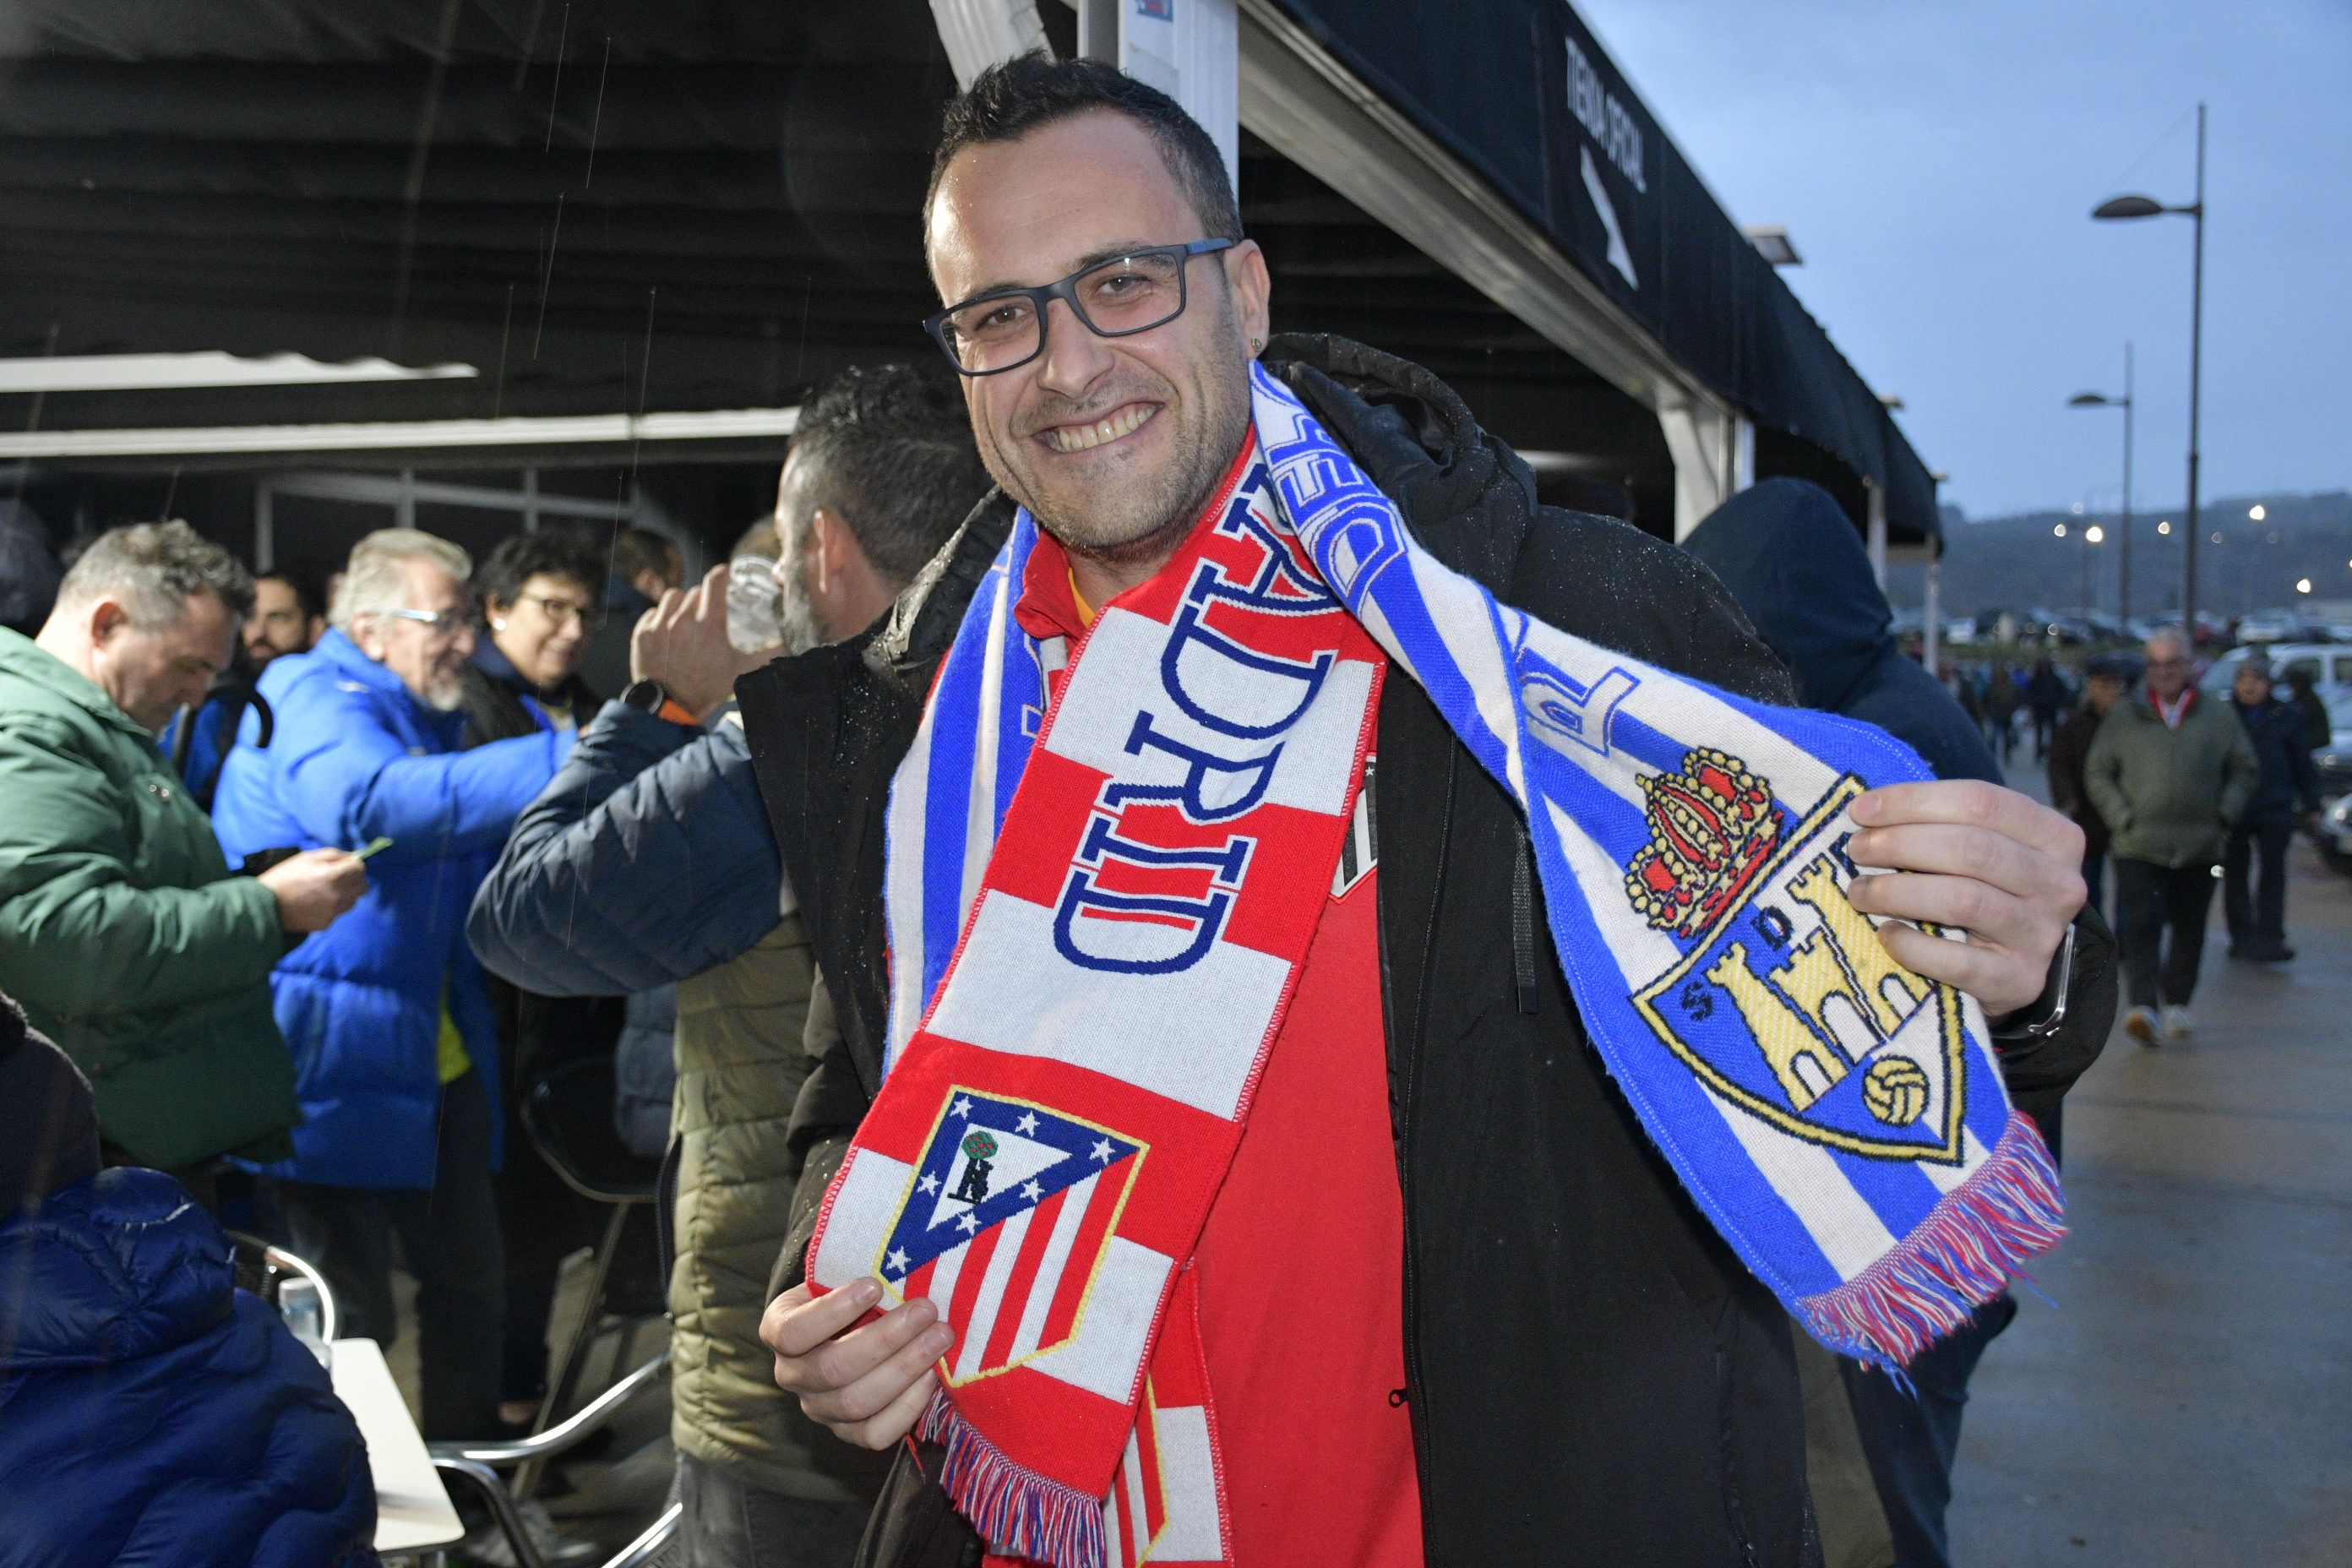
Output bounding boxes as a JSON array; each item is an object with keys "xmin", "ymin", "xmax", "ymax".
[{"xmin": 1001, "ymin": 521, "xmax": 1423, "ymax": 1568}]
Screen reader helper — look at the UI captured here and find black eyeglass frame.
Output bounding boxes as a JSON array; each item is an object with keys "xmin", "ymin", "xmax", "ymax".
[{"xmin": 923, "ymin": 238, "xmax": 1238, "ymax": 378}]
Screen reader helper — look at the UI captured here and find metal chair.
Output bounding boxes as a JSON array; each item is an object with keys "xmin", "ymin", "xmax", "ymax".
[
  {"xmin": 514, "ymin": 1054, "xmax": 662, "ymax": 1500},
  {"xmin": 226, "ymin": 1228, "xmax": 339, "ymax": 1344},
  {"xmin": 427, "ymin": 1352, "xmax": 676, "ymax": 1568}
]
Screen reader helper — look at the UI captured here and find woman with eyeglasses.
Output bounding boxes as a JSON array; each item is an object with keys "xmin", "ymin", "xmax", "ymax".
[{"xmin": 458, "ymin": 530, "xmax": 646, "ymax": 1512}]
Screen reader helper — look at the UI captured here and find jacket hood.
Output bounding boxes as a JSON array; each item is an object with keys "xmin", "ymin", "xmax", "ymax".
[
  {"xmin": 0, "ymin": 625, "xmax": 149, "ymax": 739},
  {"xmin": 1680, "ymin": 477, "xmax": 1892, "ymax": 711},
  {"xmin": 0, "ymin": 1168, "xmax": 232, "ymax": 1370}
]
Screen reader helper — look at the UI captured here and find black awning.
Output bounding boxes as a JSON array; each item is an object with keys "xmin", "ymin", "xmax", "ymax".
[{"xmin": 1265, "ymin": 0, "xmax": 1938, "ymax": 543}]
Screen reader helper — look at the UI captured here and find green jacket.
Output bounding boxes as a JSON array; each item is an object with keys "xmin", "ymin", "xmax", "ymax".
[
  {"xmin": 0, "ymin": 628, "xmax": 298, "ymax": 1168},
  {"xmin": 2085, "ymin": 686, "xmax": 2258, "ymax": 868},
  {"xmin": 668, "ymin": 919, "xmax": 890, "ymax": 1502}
]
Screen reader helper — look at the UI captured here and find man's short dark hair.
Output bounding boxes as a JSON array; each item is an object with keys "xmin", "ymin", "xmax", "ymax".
[
  {"xmin": 927, "ymin": 52, "xmax": 1241, "ymax": 247},
  {"xmin": 791, "ymin": 364, "xmax": 991, "ymax": 583},
  {"xmin": 259, "ymin": 556, "xmax": 331, "ymax": 623},
  {"xmin": 54, "ymin": 520, "xmax": 253, "ymax": 627},
  {"xmin": 607, "ymin": 526, "xmax": 682, "ymax": 592},
  {"xmin": 473, "ymin": 529, "xmax": 607, "ymax": 614}
]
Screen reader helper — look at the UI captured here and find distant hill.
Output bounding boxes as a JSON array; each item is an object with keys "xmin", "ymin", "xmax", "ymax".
[{"xmin": 1886, "ymin": 490, "xmax": 2352, "ymax": 619}]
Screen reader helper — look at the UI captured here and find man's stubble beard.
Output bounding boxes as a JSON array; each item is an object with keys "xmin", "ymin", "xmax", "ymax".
[{"xmin": 989, "ymin": 336, "xmax": 1253, "ymax": 574}]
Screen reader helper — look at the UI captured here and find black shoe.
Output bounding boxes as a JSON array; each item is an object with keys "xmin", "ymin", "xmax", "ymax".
[
  {"xmin": 2226, "ymin": 945, "xmax": 2251, "ymax": 961},
  {"xmin": 2254, "ymin": 944, "xmax": 2295, "ymax": 963}
]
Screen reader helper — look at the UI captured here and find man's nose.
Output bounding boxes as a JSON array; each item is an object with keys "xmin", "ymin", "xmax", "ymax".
[
  {"xmin": 452, "ymin": 623, "xmax": 477, "ymax": 659},
  {"xmin": 1032, "ymin": 297, "xmax": 1113, "ymax": 400}
]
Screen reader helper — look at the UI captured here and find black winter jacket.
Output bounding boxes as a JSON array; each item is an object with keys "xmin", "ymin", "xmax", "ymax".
[
  {"xmin": 2230, "ymin": 695, "xmax": 2323, "ymax": 827},
  {"xmin": 736, "ymin": 336, "xmax": 2115, "ymax": 1568}
]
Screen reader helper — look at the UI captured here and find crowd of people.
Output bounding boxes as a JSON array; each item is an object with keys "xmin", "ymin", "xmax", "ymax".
[{"xmin": 1, "ymin": 54, "xmax": 2157, "ymax": 1568}]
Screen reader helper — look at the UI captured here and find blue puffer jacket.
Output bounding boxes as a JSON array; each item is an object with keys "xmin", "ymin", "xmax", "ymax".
[
  {"xmin": 213, "ymin": 629, "xmax": 568, "ymax": 1189},
  {"xmin": 469, "ymin": 703, "xmax": 783, "ymax": 995},
  {"xmin": 0, "ymin": 1168, "xmax": 378, "ymax": 1568}
]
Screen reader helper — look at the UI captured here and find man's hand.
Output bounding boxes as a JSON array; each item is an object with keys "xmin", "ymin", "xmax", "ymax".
[
  {"xmin": 760, "ymin": 1278, "xmax": 950, "ymax": 1450},
  {"xmin": 1845, "ymin": 780, "xmax": 2087, "ymax": 1018},
  {"xmin": 259, "ymin": 848, "xmax": 368, "ymax": 934},
  {"xmin": 630, "ymin": 565, "xmax": 775, "ymax": 720}
]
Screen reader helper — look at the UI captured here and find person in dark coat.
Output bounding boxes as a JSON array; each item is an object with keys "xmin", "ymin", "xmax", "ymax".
[
  {"xmin": 2046, "ymin": 654, "xmax": 2136, "ymax": 921},
  {"xmin": 2024, "ymin": 658, "xmax": 2069, "ymax": 760},
  {"xmin": 0, "ymin": 994, "xmax": 377, "ymax": 1568},
  {"xmin": 2223, "ymin": 655, "xmax": 2323, "ymax": 962},
  {"xmin": 456, "ymin": 528, "xmax": 632, "ymax": 1435},
  {"xmin": 1685, "ymin": 477, "xmax": 2102, "ymax": 1568},
  {"xmin": 1683, "ymin": 478, "xmax": 2001, "ymax": 791},
  {"xmin": 2282, "ymin": 666, "xmax": 2334, "ymax": 753},
  {"xmin": 743, "ymin": 57, "xmax": 2113, "ymax": 1568}
]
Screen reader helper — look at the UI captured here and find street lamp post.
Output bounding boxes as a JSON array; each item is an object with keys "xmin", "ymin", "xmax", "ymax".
[
  {"xmin": 2093, "ymin": 102, "xmax": 2205, "ymax": 632},
  {"xmin": 2068, "ymin": 342, "xmax": 2134, "ymax": 624}
]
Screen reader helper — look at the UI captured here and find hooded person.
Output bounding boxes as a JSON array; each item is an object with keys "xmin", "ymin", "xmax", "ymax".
[
  {"xmin": 1684, "ymin": 477, "xmax": 2109, "ymax": 1568},
  {"xmin": 1683, "ymin": 479, "xmax": 2000, "ymax": 791},
  {"xmin": 0, "ymin": 992, "xmax": 378, "ymax": 1568}
]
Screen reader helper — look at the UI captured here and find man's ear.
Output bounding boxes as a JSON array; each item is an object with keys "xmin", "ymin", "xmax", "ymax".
[
  {"xmin": 88, "ymin": 596, "xmax": 133, "ymax": 646},
  {"xmin": 810, "ymin": 506, "xmax": 872, "ymax": 595}
]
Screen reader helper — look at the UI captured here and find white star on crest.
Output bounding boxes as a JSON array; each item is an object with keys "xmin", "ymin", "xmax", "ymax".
[
  {"xmin": 951, "ymin": 1096, "xmax": 974, "ymax": 1119},
  {"xmin": 1015, "ymin": 1111, "xmax": 1039, "ymax": 1135},
  {"xmin": 886, "ymin": 1248, "xmax": 909, "ymax": 1274},
  {"xmin": 956, "ymin": 1211, "xmax": 980, "ymax": 1234},
  {"xmin": 1090, "ymin": 1138, "xmax": 1114, "ymax": 1163},
  {"xmin": 917, "ymin": 1172, "xmax": 940, "ymax": 1195},
  {"xmin": 1021, "ymin": 1179, "xmax": 1043, "ymax": 1201}
]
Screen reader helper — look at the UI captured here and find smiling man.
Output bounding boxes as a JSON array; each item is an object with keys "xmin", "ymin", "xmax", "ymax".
[{"xmin": 746, "ymin": 55, "xmax": 2112, "ymax": 1568}]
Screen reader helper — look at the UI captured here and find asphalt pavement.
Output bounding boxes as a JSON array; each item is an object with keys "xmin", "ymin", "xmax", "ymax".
[{"xmin": 1946, "ymin": 752, "xmax": 2352, "ymax": 1566}]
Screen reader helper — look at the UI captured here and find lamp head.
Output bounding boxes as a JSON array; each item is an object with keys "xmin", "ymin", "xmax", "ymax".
[
  {"xmin": 2093, "ymin": 194, "xmax": 2166, "ymax": 220},
  {"xmin": 2067, "ymin": 392, "xmax": 2112, "ymax": 407}
]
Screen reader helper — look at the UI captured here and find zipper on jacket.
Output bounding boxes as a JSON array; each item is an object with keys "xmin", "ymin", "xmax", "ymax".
[
  {"xmin": 1510, "ymin": 825, "xmax": 1541, "ymax": 1014},
  {"xmin": 1386, "ymin": 737, "xmax": 1457, "ymax": 1512}
]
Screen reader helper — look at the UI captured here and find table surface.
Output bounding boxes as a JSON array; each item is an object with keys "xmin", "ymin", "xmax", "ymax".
[{"xmin": 329, "ymin": 1337, "xmax": 466, "ymax": 1554}]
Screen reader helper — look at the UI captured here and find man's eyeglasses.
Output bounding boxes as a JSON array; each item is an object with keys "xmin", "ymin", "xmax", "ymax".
[
  {"xmin": 924, "ymin": 239, "xmax": 1236, "ymax": 377},
  {"xmin": 384, "ymin": 607, "xmax": 471, "ymax": 640}
]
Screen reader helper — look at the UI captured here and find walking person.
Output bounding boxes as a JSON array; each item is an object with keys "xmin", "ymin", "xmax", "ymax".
[
  {"xmin": 212, "ymin": 527, "xmax": 569, "ymax": 1443},
  {"xmin": 747, "ymin": 56, "xmax": 2110, "ymax": 1566},
  {"xmin": 2087, "ymin": 628, "xmax": 2257, "ymax": 1045},
  {"xmin": 1981, "ymin": 662, "xmax": 2019, "ymax": 768},
  {"xmin": 2222, "ymin": 655, "xmax": 2322, "ymax": 963},
  {"xmin": 2047, "ymin": 653, "xmax": 2135, "ymax": 922},
  {"xmin": 2024, "ymin": 657, "xmax": 2067, "ymax": 762},
  {"xmin": 0, "ymin": 522, "xmax": 365, "ymax": 1204},
  {"xmin": 471, "ymin": 364, "xmax": 989, "ymax": 1565},
  {"xmin": 2281, "ymin": 665, "xmax": 2333, "ymax": 753}
]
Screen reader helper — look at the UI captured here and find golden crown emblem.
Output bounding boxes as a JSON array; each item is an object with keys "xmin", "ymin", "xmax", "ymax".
[{"xmin": 1625, "ymin": 748, "xmax": 1782, "ymax": 938}]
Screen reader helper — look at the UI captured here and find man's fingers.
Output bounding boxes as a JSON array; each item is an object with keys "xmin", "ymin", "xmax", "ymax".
[
  {"xmin": 1853, "ymin": 779, "xmax": 2083, "ymax": 860},
  {"xmin": 806, "ymin": 1320, "xmax": 953, "ymax": 1428},
  {"xmin": 762, "ymin": 1277, "xmax": 874, "ymax": 1358},
  {"xmin": 1848, "ymin": 822, "xmax": 2074, "ymax": 902},
  {"xmin": 1846, "ymin": 870, "xmax": 2042, "ymax": 951},
  {"xmin": 828, "ymin": 1368, "xmax": 940, "ymax": 1451},
  {"xmin": 1871, "ymin": 920, "xmax": 2038, "ymax": 1014}
]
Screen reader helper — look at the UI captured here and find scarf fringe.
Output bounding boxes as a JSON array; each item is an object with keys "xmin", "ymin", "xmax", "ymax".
[
  {"xmin": 919, "ymin": 1389, "xmax": 1108, "ymax": 1568},
  {"xmin": 1797, "ymin": 1110, "xmax": 2065, "ymax": 1370}
]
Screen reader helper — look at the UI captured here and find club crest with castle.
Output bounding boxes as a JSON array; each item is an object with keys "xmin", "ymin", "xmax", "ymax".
[{"xmin": 1627, "ymin": 749, "xmax": 1969, "ymax": 1163}]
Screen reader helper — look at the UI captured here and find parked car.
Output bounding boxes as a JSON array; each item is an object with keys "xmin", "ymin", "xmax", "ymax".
[{"xmin": 2202, "ymin": 643, "xmax": 2352, "ymax": 716}]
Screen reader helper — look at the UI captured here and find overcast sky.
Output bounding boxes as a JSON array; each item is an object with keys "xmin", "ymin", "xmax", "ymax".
[{"xmin": 1575, "ymin": 0, "xmax": 2352, "ymax": 520}]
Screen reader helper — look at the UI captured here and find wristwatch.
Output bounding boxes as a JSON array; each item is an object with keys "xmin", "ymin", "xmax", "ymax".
[
  {"xmin": 1989, "ymin": 923, "xmax": 2076, "ymax": 1041},
  {"xmin": 620, "ymin": 678, "xmax": 701, "ymax": 727}
]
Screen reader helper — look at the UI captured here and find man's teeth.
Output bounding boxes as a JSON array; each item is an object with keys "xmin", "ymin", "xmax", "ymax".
[{"xmin": 1045, "ymin": 404, "xmax": 1155, "ymax": 453}]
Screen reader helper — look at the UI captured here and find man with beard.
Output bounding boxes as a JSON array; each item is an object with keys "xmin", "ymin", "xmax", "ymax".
[
  {"xmin": 748, "ymin": 57, "xmax": 2111, "ymax": 1568},
  {"xmin": 470, "ymin": 364, "xmax": 988, "ymax": 1567},
  {"xmin": 213, "ymin": 527, "xmax": 569, "ymax": 1442}
]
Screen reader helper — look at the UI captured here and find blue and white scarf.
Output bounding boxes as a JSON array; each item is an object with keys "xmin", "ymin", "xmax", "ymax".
[{"xmin": 880, "ymin": 363, "xmax": 2064, "ymax": 1380}]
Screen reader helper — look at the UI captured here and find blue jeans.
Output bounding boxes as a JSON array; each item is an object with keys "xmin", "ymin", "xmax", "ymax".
[{"xmin": 1841, "ymin": 1294, "xmax": 2019, "ymax": 1568}]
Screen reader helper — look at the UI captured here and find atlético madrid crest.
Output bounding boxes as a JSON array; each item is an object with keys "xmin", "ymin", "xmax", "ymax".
[
  {"xmin": 1629, "ymin": 750, "xmax": 1968, "ymax": 1164},
  {"xmin": 876, "ymin": 1088, "xmax": 1147, "ymax": 1384}
]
